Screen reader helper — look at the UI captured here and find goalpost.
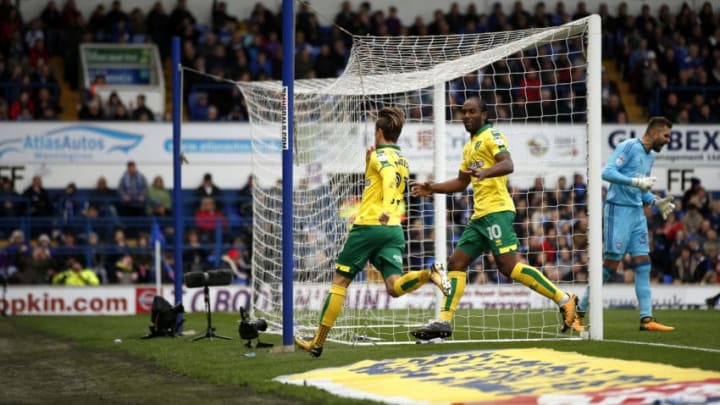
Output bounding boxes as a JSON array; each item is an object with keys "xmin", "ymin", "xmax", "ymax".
[{"xmin": 237, "ymin": 15, "xmax": 602, "ymax": 344}]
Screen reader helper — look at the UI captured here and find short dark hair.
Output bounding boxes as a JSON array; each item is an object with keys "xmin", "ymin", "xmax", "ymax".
[
  {"xmin": 464, "ymin": 97, "xmax": 488, "ymax": 113},
  {"xmin": 647, "ymin": 116, "xmax": 672, "ymax": 132}
]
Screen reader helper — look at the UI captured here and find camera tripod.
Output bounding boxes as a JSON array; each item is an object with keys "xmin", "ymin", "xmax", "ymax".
[{"xmin": 192, "ymin": 284, "xmax": 232, "ymax": 341}]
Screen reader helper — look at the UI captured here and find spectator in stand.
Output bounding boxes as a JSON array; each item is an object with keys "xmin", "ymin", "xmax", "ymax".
[
  {"xmin": 224, "ymin": 104, "xmax": 246, "ymax": 121},
  {"xmin": 146, "ymin": 1, "xmax": 171, "ymax": 59},
  {"xmin": 34, "ymin": 87, "xmax": 61, "ymax": 119},
  {"xmin": 188, "ymin": 91, "xmax": 210, "ymax": 121},
  {"xmin": 131, "ymin": 93, "xmax": 154, "ymax": 120},
  {"xmin": 183, "ymin": 227, "xmax": 209, "ymax": 273},
  {"xmin": 570, "ymin": 172, "xmax": 587, "ymax": 206},
  {"xmin": 52, "ymin": 256, "xmax": 100, "ymax": 286},
  {"xmin": 128, "ymin": 7, "xmax": 147, "ymax": 40},
  {"xmin": 211, "ymin": 1, "xmax": 238, "ymax": 33},
  {"xmin": 672, "ymin": 244, "xmax": 702, "ymax": 283},
  {"xmin": 697, "ymin": 244, "xmax": 720, "ymax": 283},
  {"xmin": 147, "ymin": 175, "xmax": 172, "ymax": 217},
  {"xmin": 169, "ymin": 0, "xmax": 196, "ymax": 36},
  {"xmin": 86, "ymin": 231, "xmax": 108, "ymax": 283},
  {"xmin": 104, "ymin": 91, "xmax": 125, "ymax": 119},
  {"xmin": 0, "ymin": 176, "xmax": 21, "ymax": 221},
  {"xmin": 55, "ymin": 182, "xmax": 83, "ymax": 233},
  {"xmin": 682, "ymin": 201, "xmax": 705, "ymax": 237},
  {"xmin": 106, "ymin": 228, "xmax": 131, "ymax": 283},
  {"xmin": 39, "ymin": 2, "xmax": 62, "ymax": 55},
  {"xmin": 2, "ymin": 229, "xmax": 31, "ymax": 278},
  {"xmin": 237, "ymin": 174, "xmax": 255, "ymax": 217},
  {"xmin": 206, "ymin": 105, "xmax": 219, "ymax": 121},
  {"xmin": 133, "ymin": 232, "xmax": 153, "ymax": 283},
  {"xmin": 86, "ymin": 175, "xmax": 119, "ymax": 221},
  {"xmin": 78, "ymin": 95, "xmax": 105, "ymax": 120},
  {"xmin": 194, "ymin": 196, "xmax": 227, "ymax": 243},
  {"xmin": 54, "ymin": 228, "xmax": 83, "ymax": 263},
  {"xmin": 683, "ymin": 178, "xmax": 711, "ymax": 217},
  {"xmin": 117, "ymin": 160, "xmax": 148, "ymax": 217},
  {"xmin": 9, "ymin": 89, "xmax": 35, "ymax": 120},
  {"xmin": 28, "ymin": 38, "xmax": 49, "ymax": 68},
  {"xmin": 195, "ymin": 173, "xmax": 223, "ymax": 210},
  {"xmin": 23, "ymin": 175, "xmax": 53, "ymax": 219},
  {"xmin": 219, "ymin": 236, "xmax": 251, "ymax": 284},
  {"xmin": 314, "ymin": 44, "xmax": 339, "ymax": 78},
  {"xmin": 602, "ymin": 93, "xmax": 626, "ymax": 123},
  {"xmin": 16, "ymin": 244, "xmax": 56, "ymax": 284},
  {"xmin": 113, "ymin": 103, "xmax": 131, "ymax": 120}
]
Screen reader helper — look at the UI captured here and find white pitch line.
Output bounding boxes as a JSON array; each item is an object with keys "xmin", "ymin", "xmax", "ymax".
[{"xmin": 605, "ymin": 338, "xmax": 720, "ymax": 354}]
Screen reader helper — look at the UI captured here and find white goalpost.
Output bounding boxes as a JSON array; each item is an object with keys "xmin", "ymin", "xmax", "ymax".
[{"xmin": 237, "ymin": 15, "xmax": 602, "ymax": 344}]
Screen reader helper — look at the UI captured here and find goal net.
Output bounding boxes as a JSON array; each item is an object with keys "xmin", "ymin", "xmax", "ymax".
[{"xmin": 237, "ymin": 16, "xmax": 600, "ymax": 344}]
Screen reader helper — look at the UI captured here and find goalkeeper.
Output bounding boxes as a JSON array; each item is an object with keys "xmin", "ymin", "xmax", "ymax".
[
  {"xmin": 410, "ymin": 97, "xmax": 579, "ymax": 340},
  {"xmin": 294, "ymin": 107, "xmax": 451, "ymax": 358},
  {"xmin": 574, "ymin": 116, "xmax": 675, "ymax": 332}
]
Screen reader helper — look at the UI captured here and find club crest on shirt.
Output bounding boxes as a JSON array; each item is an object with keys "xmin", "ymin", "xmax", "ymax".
[
  {"xmin": 377, "ymin": 151, "xmax": 388, "ymax": 161},
  {"xmin": 470, "ymin": 161, "xmax": 484, "ymax": 169},
  {"xmin": 492, "ymin": 132, "xmax": 505, "ymax": 147},
  {"xmin": 616, "ymin": 155, "xmax": 625, "ymax": 166},
  {"xmin": 615, "ymin": 240, "xmax": 623, "ymax": 249},
  {"xmin": 474, "ymin": 141, "xmax": 482, "ymax": 151}
]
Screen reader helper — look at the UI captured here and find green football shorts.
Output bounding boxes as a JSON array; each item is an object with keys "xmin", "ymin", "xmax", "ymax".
[
  {"xmin": 336, "ymin": 225, "xmax": 405, "ymax": 280},
  {"xmin": 456, "ymin": 211, "xmax": 519, "ymax": 259}
]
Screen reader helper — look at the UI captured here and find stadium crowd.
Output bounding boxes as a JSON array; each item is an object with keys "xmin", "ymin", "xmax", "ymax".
[
  {"xmin": 0, "ymin": 0, "xmax": 718, "ymax": 122},
  {"xmin": 0, "ymin": 1, "xmax": 718, "ymax": 288}
]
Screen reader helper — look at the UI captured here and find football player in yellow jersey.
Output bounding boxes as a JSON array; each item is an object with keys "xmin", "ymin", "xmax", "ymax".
[
  {"xmin": 410, "ymin": 97, "xmax": 578, "ymax": 340},
  {"xmin": 294, "ymin": 107, "xmax": 451, "ymax": 357}
]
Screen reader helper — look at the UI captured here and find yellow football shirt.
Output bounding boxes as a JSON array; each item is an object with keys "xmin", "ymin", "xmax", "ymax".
[
  {"xmin": 353, "ymin": 145, "xmax": 409, "ymax": 226},
  {"xmin": 459, "ymin": 123, "xmax": 515, "ymax": 220}
]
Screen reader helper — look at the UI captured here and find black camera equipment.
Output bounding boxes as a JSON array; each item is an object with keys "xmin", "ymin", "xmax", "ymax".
[
  {"xmin": 142, "ymin": 295, "xmax": 184, "ymax": 338},
  {"xmin": 239, "ymin": 307, "xmax": 273, "ymax": 348},
  {"xmin": 185, "ymin": 269, "xmax": 234, "ymax": 341}
]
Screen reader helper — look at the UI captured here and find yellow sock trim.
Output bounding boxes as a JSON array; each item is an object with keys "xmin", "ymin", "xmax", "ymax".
[
  {"xmin": 510, "ymin": 262, "xmax": 565, "ymax": 303},
  {"xmin": 439, "ymin": 270, "xmax": 466, "ymax": 321},
  {"xmin": 393, "ymin": 269, "xmax": 430, "ymax": 296},
  {"xmin": 319, "ymin": 284, "xmax": 346, "ymax": 328}
]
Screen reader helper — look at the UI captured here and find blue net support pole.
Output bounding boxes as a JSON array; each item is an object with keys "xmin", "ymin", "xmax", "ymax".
[
  {"xmin": 172, "ymin": 36, "xmax": 185, "ymax": 332},
  {"xmin": 281, "ymin": 0, "xmax": 294, "ymax": 348}
]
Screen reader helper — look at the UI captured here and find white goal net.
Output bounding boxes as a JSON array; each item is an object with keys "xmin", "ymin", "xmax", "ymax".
[{"xmin": 237, "ymin": 15, "xmax": 600, "ymax": 344}]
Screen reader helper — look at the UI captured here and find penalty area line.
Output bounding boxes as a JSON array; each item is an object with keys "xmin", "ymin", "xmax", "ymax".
[{"xmin": 605, "ymin": 338, "xmax": 720, "ymax": 354}]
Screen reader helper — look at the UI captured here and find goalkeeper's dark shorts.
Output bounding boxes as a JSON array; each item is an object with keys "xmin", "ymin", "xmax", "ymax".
[{"xmin": 336, "ymin": 225, "xmax": 404, "ymax": 280}]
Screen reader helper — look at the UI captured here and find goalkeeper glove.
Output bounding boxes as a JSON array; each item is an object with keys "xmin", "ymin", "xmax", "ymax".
[
  {"xmin": 653, "ymin": 196, "xmax": 675, "ymax": 220},
  {"xmin": 631, "ymin": 176, "xmax": 657, "ymax": 192}
]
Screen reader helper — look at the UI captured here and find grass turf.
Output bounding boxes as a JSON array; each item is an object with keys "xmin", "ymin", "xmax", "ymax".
[{"xmin": 6, "ymin": 308, "xmax": 720, "ymax": 404}]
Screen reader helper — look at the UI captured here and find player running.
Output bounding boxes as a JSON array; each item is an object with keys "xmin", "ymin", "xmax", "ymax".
[
  {"xmin": 410, "ymin": 97, "xmax": 578, "ymax": 340},
  {"xmin": 294, "ymin": 107, "xmax": 450, "ymax": 357}
]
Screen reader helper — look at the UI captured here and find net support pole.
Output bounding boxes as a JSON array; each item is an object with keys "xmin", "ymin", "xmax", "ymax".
[
  {"xmin": 171, "ymin": 36, "xmax": 184, "ymax": 330},
  {"xmin": 281, "ymin": 0, "xmax": 294, "ymax": 348},
  {"xmin": 433, "ymin": 83, "xmax": 447, "ymax": 317},
  {"xmin": 586, "ymin": 14, "xmax": 603, "ymax": 340}
]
